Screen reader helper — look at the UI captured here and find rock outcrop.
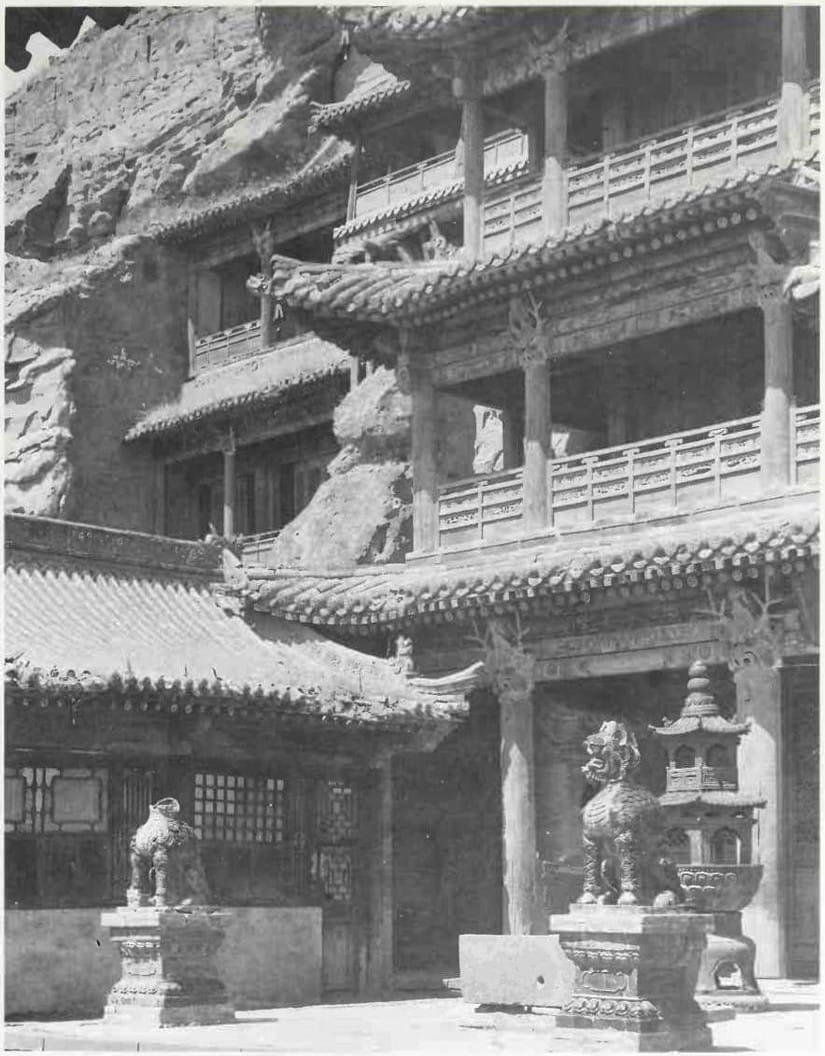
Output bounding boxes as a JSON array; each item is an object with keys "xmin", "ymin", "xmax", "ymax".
[
  {"xmin": 270, "ymin": 367, "xmax": 413, "ymax": 567},
  {"xmin": 5, "ymin": 6, "xmax": 342, "ymax": 259}
]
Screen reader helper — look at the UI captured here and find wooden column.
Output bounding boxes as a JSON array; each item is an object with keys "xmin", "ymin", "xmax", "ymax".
[
  {"xmin": 222, "ymin": 434, "xmax": 236, "ymax": 538},
  {"xmin": 187, "ymin": 266, "xmax": 198, "ymax": 375},
  {"xmin": 346, "ymin": 134, "xmax": 361, "ymax": 223},
  {"xmin": 734, "ymin": 663, "xmax": 787, "ymax": 977},
  {"xmin": 778, "ymin": 6, "xmax": 808, "ymax": 160},
  {"xmin": 500, "ymin": 687, "xmax": 537, "ymax": 935},
  {"xmin": 604, "ymin": 355, "xmax": 630, "ymax": 446},
  {"xmin": 454, "ymin": 57, "xmax": 484, "ymax": 260},
  {"xmin": 365, "ymin": 754, "xmax": 394, "ymax": 996},
  {"xmin": 759, "ymin": 283, "xmax": 794, "ymax": 488},
  {"xmin": 522, "ymin": 354, "xmax": 551, "ymax": 531},
  {"xmin": 410, "ymin": 361, "xmax": 439, "ymax": 552},
  {"xmin": 542, "ymin": 59, "xmax": 568, "ymax": 239},
  {"xmin": 501, "ymin": 407, "xmax": 521, "ymax": 470},
  {"xmin": 260, "ymin": 289, "xmax": 273, "ymax": 351}
]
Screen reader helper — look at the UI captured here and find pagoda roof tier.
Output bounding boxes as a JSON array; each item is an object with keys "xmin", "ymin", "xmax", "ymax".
[
  {"xmin": 652, "ymin": 713, "xmax": 751, "ymax": 737},
  {"xmin": 310, "ymin": 77, "xmax": 450, "ymax": 136},
  {"xmin": 124, "ymin": 334, "xmax": 350, "ymax": 443},
  {"xmin": 660, "ymin": 791, "xmax": 767, "ymax": 809},
  {"xmin": 244, "ymin": 499, "xmax": 819, "ymax": 631},
  {"xmin": 264, "ymin": 156, "xmax": 816, "ymax": 329},
  {"xmin": 4, "ymin": 515, "xmax": 468, "ymax": 730}
]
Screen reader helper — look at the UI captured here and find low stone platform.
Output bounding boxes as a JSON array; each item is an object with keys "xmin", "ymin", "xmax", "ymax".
[{"xmin": 3, "ymin": 982, "xmax": 818, "ymax": 1054}]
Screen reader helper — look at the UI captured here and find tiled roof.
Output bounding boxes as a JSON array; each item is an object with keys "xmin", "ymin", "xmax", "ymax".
[
  {"xmin": 266, "ymin": 157, "xmax": 813, "ymax": 327},
  {"xmin": 124, "ymin": 333, "xmax": 350, "ymax": 442},
  {"xmin": 246, "ymin": 504, "xmax": 819, "ymax": 630},
  {"xmin": 347, "ymin": 6, "xmax": 532, "ymax": 48},
  {"xmin": 149, "ymin": 142, "xmax": 353, "ymax": 244},
  {"xmin": 651, "ymin": 713, "xmax": 751, "ymax": 737},
  {"xmin": 310, "ymin": 78, "xmax": 415, "ymax": 133},
  {"xmin": 4, "ymin": 519, "xmax": 466, "ymax": 727}
]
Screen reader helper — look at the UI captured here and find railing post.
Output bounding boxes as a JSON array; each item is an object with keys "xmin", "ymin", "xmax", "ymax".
[
  {"xmin": 789, "ymin": 400, "xmax": 798, "ymax": 484},
  {"xmin": 626, "ymin": 448, "xmax": 637, "ymax": 515},
  {"xmin": 477, "ymin": 481, "xmax": 484, "ymax": 541},
  {"xmin": 711, "ymin": 428, "xmax": 724, "ymax": 501},
  {"xmin": 584, "ymin": 456, "xmax": 595, "ymax": 521},
  {"xmin": 729, "ymin": 111, "xmax": 740, "ymax": 169},
  {"xmin": 643, "ymin": 141, "xmax": 653, "ymax": 196},
  {"xmin": 667, "ymin": 438, "xmax": 679, "ymax": 507},
  {"xmin": 686, "ymin": 126, "xmax": 695, "ymax": 185},
  {"xmin": 347, "ymin": 134, "xmax": 361, "ymax": 223},
  {"xmin": 602, "ymin": 154, "xmax": 611, "ymax": 215}
]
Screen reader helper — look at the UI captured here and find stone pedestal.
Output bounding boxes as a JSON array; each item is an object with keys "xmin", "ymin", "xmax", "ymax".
[
  {"xmin": 550, "ymin": 906, "xmax": 714, "ymax": 1052},
  {"xmin": 696, "ymin": 913, "xmax": 767, "ymax": 1013},
  {"xmin": 101, "ymin": 907, "xmax": 234, "ymax": 1027}
]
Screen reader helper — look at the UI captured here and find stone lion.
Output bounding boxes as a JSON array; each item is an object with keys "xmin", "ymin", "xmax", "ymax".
[
  {"xmin": 127, "ymin": 797, "xmax": 210, "ymax": 909},
  {"xmin": 579, "ymin": 721, "xmax": 683, "ymax": 908}
]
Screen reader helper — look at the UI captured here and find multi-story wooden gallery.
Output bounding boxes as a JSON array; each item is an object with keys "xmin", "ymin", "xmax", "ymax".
[{"xmin": 5, "ymin": 4, "xmax": 820, "ymax": 1018}]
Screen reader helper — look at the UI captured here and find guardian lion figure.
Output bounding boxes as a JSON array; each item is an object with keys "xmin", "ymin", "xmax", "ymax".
[
  {"xmin": 126, "ymin": 797, "xmax": 210, "ymax": 909},
  {"xmin": 579, "ymin": 721, "xmax": 683, "ymax": 908}
]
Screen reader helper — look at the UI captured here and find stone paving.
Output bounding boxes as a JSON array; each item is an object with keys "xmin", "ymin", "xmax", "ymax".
[{"xmin": 3, "ymin": 981, "xmax": 818, "ymax": 1054}]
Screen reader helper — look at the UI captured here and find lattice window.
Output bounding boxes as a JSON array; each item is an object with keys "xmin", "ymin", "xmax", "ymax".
[
  {"xmin": 318, "ymin": 781, "xmax": 356, "ymax": 843},
  {"xmin": 5, "ymin": 765, "xmax": 108, "ymax": 835},
  {"xmin": 319, "ymin": 848, "xmax": 353, "ymax": 903},
  {"xmin": 193, "ymin": 772, "xmax": 284, "ymax": 844}
]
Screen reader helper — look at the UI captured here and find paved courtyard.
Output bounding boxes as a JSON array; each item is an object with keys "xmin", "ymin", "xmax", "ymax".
[{"xmin": 3, "ymin": 981, "xmax": 819, "ymax": 1054}]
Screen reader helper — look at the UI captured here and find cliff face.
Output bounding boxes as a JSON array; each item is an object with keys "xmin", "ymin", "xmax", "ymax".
[
  {"xmin": 4, "ymin": 7, "xmax": 347, "ymax": 523},
  {"xmin": 5, "ymin": 6, "xmax": 342, "ymax": 259}
]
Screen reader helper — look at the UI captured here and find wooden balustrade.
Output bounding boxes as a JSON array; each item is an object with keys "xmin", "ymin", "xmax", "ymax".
[
  {"xmin": 436, "ymin": 413, "xmax": 773, "ymax": 549},
  {"xmin": 193, "ymin": 319, "xmax": 262, "ymax": 374},
  {"xmin": 792, "ymin": 404, "xmax": 820, "ymax": 486},
  {"xmin": 353, "ymin": 129, "xmax": 528, "ymax": 221},
  {"xmin": 240, "ymin": 529, "xmax": 283, "ymax": 564}
]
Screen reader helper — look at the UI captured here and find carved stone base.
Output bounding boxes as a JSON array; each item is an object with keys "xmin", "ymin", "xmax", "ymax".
[
  {"xmin": 101, "ymin": 907, "xmax": 234, "ymax": 1027},
  {"xmin": 550, "ymin": 905, "xmax": 714, "ymax": 1052},
  {"xmin": 695, "ymin": 914, "xmax": 769, "ymax": 1013}
]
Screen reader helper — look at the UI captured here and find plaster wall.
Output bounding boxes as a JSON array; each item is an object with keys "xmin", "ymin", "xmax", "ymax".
[{"xmin": 4, "ymin": 906, "xmax": 323, "ymax": 1017}]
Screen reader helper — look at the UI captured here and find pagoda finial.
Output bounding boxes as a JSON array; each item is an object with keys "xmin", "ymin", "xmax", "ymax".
[{"xmin": 682, "ymin": 659, "xmax": 719, "ymax": 717}]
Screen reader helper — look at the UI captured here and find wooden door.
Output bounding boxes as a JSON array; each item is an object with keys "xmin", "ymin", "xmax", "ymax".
[
  {"xmin": 317, "ymin": 779, "xmax": 360, "ymax": 994},
  {"xmin": 784, "ymin": 663, "xmax": 819, "ymax": 977},
  {"xmin": 111, "ymin": 766, "xmax": 155, "ymax": 900}
]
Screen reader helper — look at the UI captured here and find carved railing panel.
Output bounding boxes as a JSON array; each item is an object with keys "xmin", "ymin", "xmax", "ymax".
[
  {"xmin": 792, "ymin": 403, "xmax": 820, "ymax": 486},
  {"xmin": 193, "ymin": 319, "xmax": 262, "ymax": 374},
  {"xmin": 435, "ymin": 413, "xmax": 770, "ymax": 549}
]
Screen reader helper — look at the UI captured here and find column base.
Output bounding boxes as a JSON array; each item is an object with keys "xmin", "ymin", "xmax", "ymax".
[
  {"xmin": 101, "ymin": 906, "xmax": 235, "ymax": 1028},
  {"xmin": 550, "ymin": 905, "xmax": 714, "ymax": 1052}
]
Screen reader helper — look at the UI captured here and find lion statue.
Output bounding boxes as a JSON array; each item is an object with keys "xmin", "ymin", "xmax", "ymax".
[
  {"xmin": 579, "ymin": 721, "xmax": 683, "ymax": 908},
  {"xmin": 126, "ymin": 797, "xmax": 210, "ymax": 909}
]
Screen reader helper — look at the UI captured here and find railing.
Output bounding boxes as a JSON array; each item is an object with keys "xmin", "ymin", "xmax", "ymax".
[
  {"xmin": 437, "ymin": 414, "xmax": 765, "ymax": 549},
  {"xmin": 354, "ymin": 129, "xmax": 528, "ymax": 220},
  {"xmin": 792, "ymin": 404, "xmax": 820, "ymax": 486},
  {"xmin": 241, "ymin": 529, "xmax": 282, "ymax": 564},
  {"xmin": 438, "ymin": 467, "xmax": 524, "ymax": 545},
  {"xmin": 193, "ymin": 319, "xmax": 262, "ymax": 373},
  {"xmin": 481, "ymin": 83, "xmax": 816, "ymax": 254},
  {"xmin": 666, "ymin": 765, "xmax": 739, "ymax": 792}
]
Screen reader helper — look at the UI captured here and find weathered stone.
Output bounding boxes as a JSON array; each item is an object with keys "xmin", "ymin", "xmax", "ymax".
[{"xmin": 459, "ymin": 934, "xmax": 574, "ymax": 1009}]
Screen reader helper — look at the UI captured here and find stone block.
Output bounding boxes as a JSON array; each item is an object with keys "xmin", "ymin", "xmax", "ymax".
[
  {"xmin": 550, "ymin": 905, "xmax": 714, "ymax": 1052},
  {"xmin": 458, "ymin": 933, "xmax": 575, "ymax": 1008}
]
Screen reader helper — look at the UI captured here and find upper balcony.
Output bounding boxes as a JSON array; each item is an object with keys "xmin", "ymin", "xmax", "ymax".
[
  {"xmin": 334, "ymin": 81, "xmax": 820, "ymax": 258},
  {"xmin": 435, "ymin": 406, "xmax": 820, "ymax": 553}
]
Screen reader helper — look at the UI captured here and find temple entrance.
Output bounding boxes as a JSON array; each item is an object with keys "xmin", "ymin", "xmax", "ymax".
[
  {"xmin": 392, "ymin": 695, "xmax": 501, "ymax": 985},
  {"xmin": 784, "ymin": 661, "xmax": 819, "ymax": 978}
]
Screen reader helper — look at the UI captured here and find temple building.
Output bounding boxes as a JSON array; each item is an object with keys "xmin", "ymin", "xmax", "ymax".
[{"xmin": 4, "ymin": 4, "xmax": 820, "ymax": 1018}]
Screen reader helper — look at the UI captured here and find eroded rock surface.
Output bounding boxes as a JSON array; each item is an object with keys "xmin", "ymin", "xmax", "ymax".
[{"xmin": 271, "ymin": 367, "xmax": 413, "ymax": 567}]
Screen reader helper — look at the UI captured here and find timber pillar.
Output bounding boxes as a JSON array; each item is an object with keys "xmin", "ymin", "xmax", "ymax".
[
  {"xmin": 733, "ymin": 663, "xmax": 786, "ymax": 977},
  {"xmin": 501, "ymin": 685, "xmax": 538, "ymax": 936},
  {"xmin": 409, "ymin": 360, "xmax": 439, "ymax": 552},
  {"xmin": 522, "ymin": 354, "xmax": 551, "ymax": 532},
  {"xmin": 365, "ymin": 753, "xmax": 394, "ymax": 996},
  {"xmin": 222, "ymin": 434, "xmax": 236, "ymax": 538},
  {"xmin": 758, "ymin": 281, "xmax": 794, "ymax": 489},
  {"xmin": 542, "ymin": 58, "xmax": 568, "ymax": 238},
  {"xmin": 778, "ymin": 6, "xmax": 809, "ymax": 160},
  {"xmin": 454, "ymin": 56, "xmax": 484, "ymax": 260}
]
